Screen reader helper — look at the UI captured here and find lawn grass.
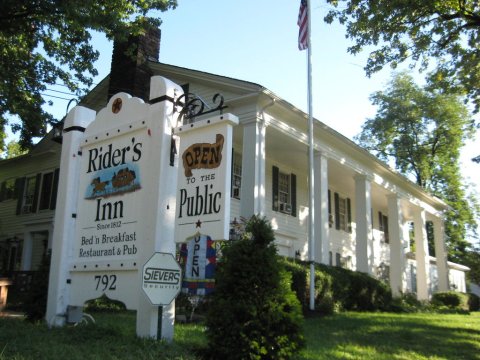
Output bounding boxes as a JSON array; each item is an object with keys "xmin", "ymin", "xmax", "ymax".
[
  {"xmin": 301, "ymin": 312, "xmax": 480, "ymax": 360},
  {"xmin": 1, "ymin": 311, "xmax": 479, "ymax": 359}
]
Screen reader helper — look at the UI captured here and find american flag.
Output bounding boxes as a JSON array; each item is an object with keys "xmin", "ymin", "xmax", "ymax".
[{"xmin": 298, "ymin": 0, "xmax": 308, "ymax": 50}]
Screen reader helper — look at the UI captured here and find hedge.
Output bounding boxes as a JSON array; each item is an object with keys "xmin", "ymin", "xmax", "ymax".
[{"xmin": 281, "ymin": 258, "xmax": 392, "ymax": 314}]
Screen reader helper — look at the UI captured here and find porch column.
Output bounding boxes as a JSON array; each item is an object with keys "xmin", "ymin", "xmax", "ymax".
[
  {"xmin": 240, "ymin": 118, "xmax": 266, "ymax": 218},
  {"xmin": 314, "ymin": 151, "xmax": 330, "ymax": 264},
  {"xmin": 433, "ymin": 217, "xmax": 449, "ymax": 291},
  {"xmin": 20, "ymin": 232, "xmax": 33, "ymax": 271},
  {"xmin": 354, "ymin": 174, "xmax": 374, "ymax": 274},
  {"xmin": 387, "ymin": 194, "xmax": 407, "ymax": 296},
  {"xmin": 413, "ymin": 208, "xmax": 430, "ymax": 300}
]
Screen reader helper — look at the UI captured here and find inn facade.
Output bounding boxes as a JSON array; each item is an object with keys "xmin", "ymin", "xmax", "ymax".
[{"xmin": 0, "ymin": 28, "xmax": 469, "ymax": 304}]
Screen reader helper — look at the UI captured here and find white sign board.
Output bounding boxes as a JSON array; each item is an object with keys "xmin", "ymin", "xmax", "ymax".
[
  {"xmin": 47, "ymin": 76, "xmax": 183, "ymax": 341},
  {"xmin": 142, "ymin": 252, "xmax": 182, "ymax": 305},
  {"xmin": 174, "ymin": 114, "xmax": 238, "ymax": 242}
]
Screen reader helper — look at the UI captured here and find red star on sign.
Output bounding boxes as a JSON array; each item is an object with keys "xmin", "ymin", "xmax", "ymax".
[{"xmin": 196, "ymin": 219, "xmax": 202, "ymax": 228}]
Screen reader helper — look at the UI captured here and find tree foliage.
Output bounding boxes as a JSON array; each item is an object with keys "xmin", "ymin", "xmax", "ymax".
[
  {"xmin": 205, "ymin": 216, "xmax": 304, "ymax": 360},
  {"xmin": 0, "ymin": 0, "xmax": 177, "ymax": 150},
  {"xmin": 355, "ymin": 72, "xmax": 478, "ymax": 262},
  {"xmin": 324, "ymin": 0, "xmax": 480, "ymax": 113}
]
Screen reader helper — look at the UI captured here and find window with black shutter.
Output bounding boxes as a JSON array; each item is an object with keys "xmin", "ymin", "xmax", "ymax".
[
  {"xmin": 231, "ymin": 151, "xmax": 242, "ymax": 199},
  {"xmin": 334, "ymin": 192, "xmax": 352, "ymax": 233},
  {"xmin": 378, "ymin": 211, "xmax": 389, "ymax": 243},
  {"xmin": 272, "ymin": 166, "xmax": 297, "ymax": 216}
]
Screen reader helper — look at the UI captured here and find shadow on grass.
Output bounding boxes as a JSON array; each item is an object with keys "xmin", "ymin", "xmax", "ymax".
[{"xmin": 301, "ymin": 312, "xmax": 480, "ymax": 360}]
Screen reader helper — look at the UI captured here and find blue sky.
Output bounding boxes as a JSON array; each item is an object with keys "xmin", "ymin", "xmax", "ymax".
[{"xmin": 40, "ymin": 0, "xmax": 478, "ymax": 236}]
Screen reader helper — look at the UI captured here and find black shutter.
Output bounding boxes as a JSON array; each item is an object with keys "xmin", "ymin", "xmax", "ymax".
[
  {"xmin": 290, "ymin": 173, "xmax": 296, "ymax": 217},
  {"xmin": 347, "ymin": 197, "xmax": 352, "ymax": 233},
  {"xmin": 334, "ymin": 192, "xmax": 340, "ymax": 230},
  {"xmin": 328, "ymin": 189, "xmax": 332, "ymax": 227},
  {"xmin": 0, "ymin": 181, "xmax": 5, "ymax": 202},
  {"xmin": 383, "ymin": 214, "xmax": 389, "ymax": 243},
  {"xmin": 15, "ymin": 177, "xmax": 26, "ymax": 215},
  {"xmin": 50, "ymin": 168, "xmax": 60, "ymax": 210},
  {"xmin": 272, "ymin": 166, "xmax": 279, "ymax": 211},
  {"xmin": 31, "ymin": 173, "xmax": 42, "ymax": 213}
]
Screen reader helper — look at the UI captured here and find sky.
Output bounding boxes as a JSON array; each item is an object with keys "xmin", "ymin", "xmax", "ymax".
[{"xmin": 40, "ymin": 0, "xmax": 478, "ymax": 237}]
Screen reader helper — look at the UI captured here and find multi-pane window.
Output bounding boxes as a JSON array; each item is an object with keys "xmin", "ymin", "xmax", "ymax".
[
  {"xmin": 22, "ymin": 176, "xmax": 37, "ymax": 214},
  {"xmin": 231, "ymin": 152, "xmax": 242, "ymax": 199},
  {"xmin": 334, "ymin": 192, "xmax": 352, "ymax": 233},
  {"xmin": 278, "ymin": 172, "xmax": 291, "ymax": 213},
  {"xmin": 0, "ymin": 178, "xmax": 16, "ymax": 201},
  {"xmin": 272, "ymin": 166, "xmax": 296, "ymax": 216},
  {"xmin": 378, "ymin": 211, "xmax": 389, "ymax": 243},
  {"xmin": 15, "ymin": 169, "xmax": 59, "ymax": 215}
]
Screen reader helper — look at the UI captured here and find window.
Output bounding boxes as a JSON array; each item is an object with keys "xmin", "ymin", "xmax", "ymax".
[
  {"xmin": 378, "ymin": 211, "xmax": 389, "ymax": 243},
  {"xmin": 231, "ymin": 152, "xmax": 242, "ymax": 199},
  {"xmin": 22, "ymin": 175, "xmax": 38, "ymax": 214},
  {"xmin": 16, "ymin": 169, "xmax": 59, "ymax": 215},
  {"xmin": 278, "ymin": 172, "xmax": 290, "ymax": 210},
  {"xmin": 0, "ymin": 178, "xmax": 16, "ymax": 201},
  {"xmin": 335, "ymin": 252, "xmax": 341, "ymax": 267},
  {"xmin": 39, "ymin": 172, "xmax": 54, "ymax": 210},
  {"xmin": 334, "ymin": 192, "xmax": 351, "ymax": 233},
  {"xmin": 272, "ymin": 166, "xmax": 296, "ymax": 216}
]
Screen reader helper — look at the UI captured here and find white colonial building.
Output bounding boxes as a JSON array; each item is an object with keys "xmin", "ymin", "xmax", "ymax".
[{"xmin": 0, "ymin": 29, "xmax": 468, "ymax": 302}]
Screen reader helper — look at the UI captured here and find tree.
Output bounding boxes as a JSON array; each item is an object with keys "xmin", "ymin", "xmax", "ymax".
[
  {"xmin": 0, "ymin": 0, "xmax": 177, "ymax": 151},
  {"xmin": 204, "ymin": 216, "xmax": 304, "ymax": 360},
  {"xmin": 324, "ymin": 0, "xmax": 480, "ymax": 113},
  {"xmin": 463, "ymin": 246, "xmax": 480, "ymax": 284},
  {"xmin": 0, "ymin": 140, "xmax": 28, "ymax": 159},
  {"xmin": 355, "ymin": 72, "xmax": 478, "ymax": 262}
]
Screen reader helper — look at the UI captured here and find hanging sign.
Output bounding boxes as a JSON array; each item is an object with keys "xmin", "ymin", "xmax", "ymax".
[
  {"xmin": 179, "ymin": 234, "xmax": 216, "ymax": 295},
  {"xmin": 174, "ymin": 114, "xmax": 238, "ymax": 242}
]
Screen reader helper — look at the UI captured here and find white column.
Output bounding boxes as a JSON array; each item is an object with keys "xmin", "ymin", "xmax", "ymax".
[
  {"xmin": 387, "ymin": 195, "xmax": 407, "ymax": 296},
  {"xmin": 314, "ymin": 152, "xmax": 329, "ymax": 264},
  {"xmin": 46, "ymin": 106, "xmax": 96, "ymax": 327},
  {"xmin": 240, "ymin": 118, "xmax": 266, "ymax": 218},
  {"xmin": 433, "ymin": 218, "xmax": 449, "ymax": 292},
  {"xmin": 354, "ymin": 174, "xmax": 374, "ymax": 274},
  {"xmin": 414, "ymin": 208, "xmax": 430, "ymax": 300}
]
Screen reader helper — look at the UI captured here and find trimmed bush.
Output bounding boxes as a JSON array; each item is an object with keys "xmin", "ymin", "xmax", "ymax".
[
  {"xmin": 432, "ymin": 291, "xmax": 469, "ymax": 311},
  {"xmin": 468, "ymin": 293, "xmax": 480, "ymax": 311},
  {"xmin": 280, "ymin": 259, "xmax": 308, "ymax": 310},
  {"xmin": 204, "ymin": 216, "xmax": 304, "ymax": 360},
  {"xmin": 281, "ymin": 260, "xmax": 392, "ymax": 314}
]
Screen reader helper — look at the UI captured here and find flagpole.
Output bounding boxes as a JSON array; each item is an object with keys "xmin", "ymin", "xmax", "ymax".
[{"xmin": 306, "ymin": 0, "xmax": 315, "ymax": 312}]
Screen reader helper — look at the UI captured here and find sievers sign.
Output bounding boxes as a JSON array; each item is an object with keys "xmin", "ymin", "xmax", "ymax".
[
  {"xmin": 174, "ymin": 114, "xmax": 238, "ymax": 242},
  {"xmin": 142, "ymin": 252, "xmax": 182, "ymax": 306}
]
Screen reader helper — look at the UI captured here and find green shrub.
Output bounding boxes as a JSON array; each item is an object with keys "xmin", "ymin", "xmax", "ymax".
[
  {"xmin": 204, "ymin": 216, "xmax": 304, "ymax": 360},
  {"xmin": 281, "ymin": 260, "xmax": 392, "ymax": 314},
  {"xmin": 315, "ymin": 263, "xmax": 392, "ymax": 312},
  {"xmin": 468, "ymin": 293, "xmax": 480, "ymax": 311},
  {"xmin": 84, "ymin": 294, "xmax": 126, "ymax": 313},
  {"xmin": 389, "ymin": 293, "xmax": 427, "ymax": 313},
  {"xmin": 280, "ymin": 259, "xmax": 308, "ymax": 310},
  {"xmin": 432, "ymin": 291, "xmax": 469, "ymax": 311}
]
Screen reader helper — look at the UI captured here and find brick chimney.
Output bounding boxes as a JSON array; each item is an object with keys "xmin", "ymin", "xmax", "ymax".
[{"xmin": 108, "ymin": 27, "xmax": 161, "ymax": 101}]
